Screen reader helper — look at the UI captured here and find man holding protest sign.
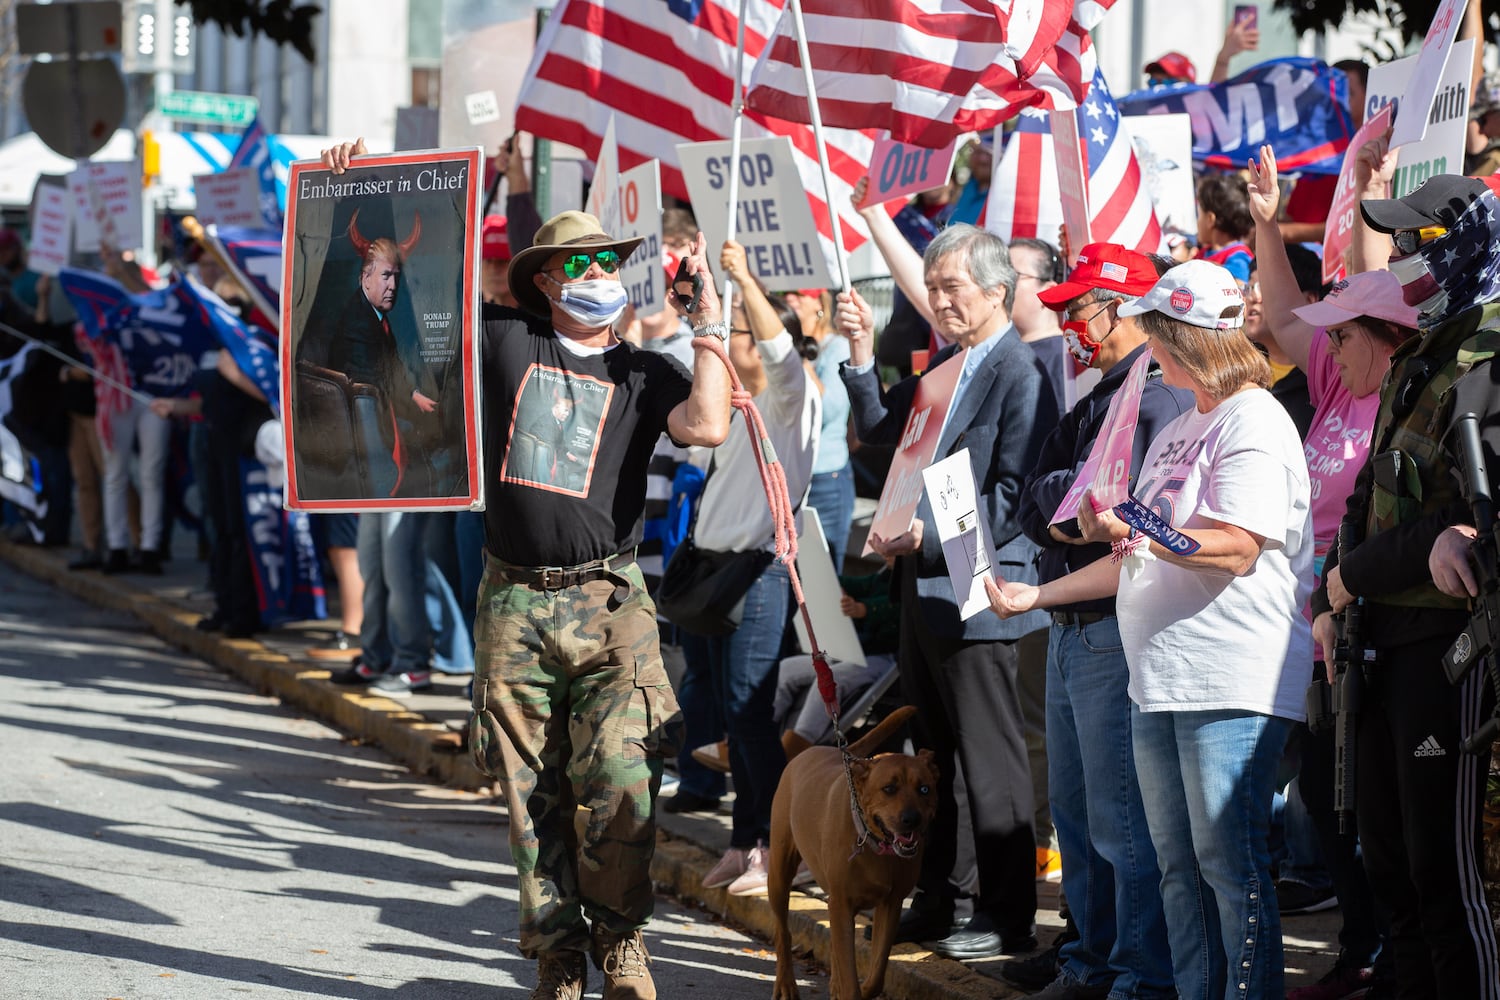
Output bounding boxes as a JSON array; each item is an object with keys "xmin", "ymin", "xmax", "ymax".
[
  {"xmin": 837, "ymin": 223, "xmax": 1056, "ymax": 960},
  {"xmin": 1010, "ymin": 244, "xmax": 1191, "ymax": 1000}
]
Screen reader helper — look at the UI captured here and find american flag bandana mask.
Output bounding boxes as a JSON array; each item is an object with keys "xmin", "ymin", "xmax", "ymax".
[{"xmin": 1401, "ymin": 188, "xmax": 1500, "ymax": 327}]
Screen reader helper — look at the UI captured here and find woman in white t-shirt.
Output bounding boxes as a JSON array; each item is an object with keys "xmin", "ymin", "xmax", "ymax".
[{"xmin": 987, "ymin": 260, "xmax": 1313, "ymax": 1000}]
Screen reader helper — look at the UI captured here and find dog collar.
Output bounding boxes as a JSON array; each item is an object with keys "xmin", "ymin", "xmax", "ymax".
[{"xmin": 843, "ymin": 752, "xmax": 914, "ymax": 860}]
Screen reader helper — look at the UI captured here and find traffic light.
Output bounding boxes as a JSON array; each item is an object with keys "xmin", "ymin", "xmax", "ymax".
[{"xmin": 123, "ymin": 0, "xmax": 192, "ymax": 74}]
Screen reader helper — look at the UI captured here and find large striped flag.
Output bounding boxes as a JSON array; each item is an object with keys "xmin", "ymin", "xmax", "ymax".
[
  {"xmin": 987, "ymin": 67, "xmax": 1162, "ymax": 254},
  {"xmin": 514, "ymin": 0, "xmax": 880, "ymax": 274},
  {"xmin": 743, "ymin": 0, "xmax": 1117, "ymax": 148}
]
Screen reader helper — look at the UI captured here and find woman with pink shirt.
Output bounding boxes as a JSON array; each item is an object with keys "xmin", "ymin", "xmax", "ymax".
[{"xmin": 1248, "ymin": 144, "xmax": 1417, "ymax": 999}]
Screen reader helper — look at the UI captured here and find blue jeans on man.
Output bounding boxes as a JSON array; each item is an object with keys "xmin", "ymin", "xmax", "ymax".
[
  {"xmin": 1047, "ymin": 617, "xmax": 1174, "ymax": 999},
  {"xmin": 357, "ymin": 511, "xmax": 432, "ymax": 672},
  {"xmin": 1132, "ymin": 705, "xmax": 1293, "ymax": 1000}
]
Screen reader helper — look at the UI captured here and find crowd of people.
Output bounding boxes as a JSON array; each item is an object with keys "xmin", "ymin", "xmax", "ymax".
[{"xmin": 3, "ymin": 29, "xmax": 1500, "ymax": 1000}]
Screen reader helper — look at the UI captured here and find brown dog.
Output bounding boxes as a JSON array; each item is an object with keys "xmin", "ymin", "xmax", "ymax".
[{"xmin": 768, "ymin": 705, "xmax": 938, "ymax": 1000}]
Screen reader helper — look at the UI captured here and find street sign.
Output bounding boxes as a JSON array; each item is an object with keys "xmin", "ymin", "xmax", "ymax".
[
  {"xmin": 157, "ymin": 90, "xmax": 259, "ymax": 127},
  {"xmin": 23, "ymin": 58, "xmax": 127, "ymax": 158},
  {"xmin": 16, "ymin": 1, "xmax": 122, "ymax": 56}
]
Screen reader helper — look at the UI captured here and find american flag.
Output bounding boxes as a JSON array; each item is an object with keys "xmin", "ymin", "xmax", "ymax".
[
  {"xmin": 743, "ymin": 1, "xmax": 1118, "ymax": 148},
  {"xmin": 987, "ymin": 67, "xmax": 1162, "ymax": 255},
  {"xmin": 1402, "ymin": 180, "xmax": 1500, "ymax": 325},
  {"xmin": 514, "ymin": 0, "xmax": 881, "ymax": 270}
]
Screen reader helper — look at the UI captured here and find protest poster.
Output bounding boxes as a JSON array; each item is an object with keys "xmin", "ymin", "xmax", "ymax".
[
  {"xmin": 1366, "ymin": 38, "xmax": 1473, "ymax": 199},
  {"xmin": 279, "ymin": 147, "xmax": 483, "ymax": 512},
  {"xmin": 27, "ymin": 183, "xmax": 70, "ymax": 277},
  {"xmin": 1118, "ymin": 58, "xmax": 1352, "ymax": 175},
  {"xmin": 69, "ymin": 160, "xmax": 143, "ymax": 253},
  {"xmin": 1052, "ymin": 348, "xmax": 1153, "ymax": 524},
  {"xmin": 864, "ymin": 354, "xmax": 964, "ymax": 554},
  {"xmin": 1050, "ymin": 110, "xmax": 1093, "ymax": 256},
  {"xmin": 922, "ymin": 449, "xmax": 997, "ymax": 621},
  {"xmin": 1388, "ymin": 0, "xmax": 1467, "ymax": 148},
  {"xmin": 678, "ymin": 136, "xmax": 835, "ymax": 289},
  {"xmin": 617, "ymin": 159, "xmax": 665, "ymax": 318},
  {"xmin": 585, "ymin": 115, "xmax": 622, "ymax": 237},
  {"xmin": 192, "ymin": 167, "xmax": 264, "ymax": 228},
  {"xmin": 859, "ymin": 134, "xmax": 957, "ymax": 209},
  {"xmin": 1122, "ymin": 113, "xmax": 1197, "ymax": 240},
  {"xmin": 1321, "ymin": 104, "xmax": 1395, "ymax": 284},
  {"xmin": 792, "ymin": 508, "xmax": 866, "ymax": 666}
]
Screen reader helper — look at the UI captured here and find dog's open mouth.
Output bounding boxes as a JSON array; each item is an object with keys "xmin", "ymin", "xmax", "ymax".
[{"xmin": 874, "ymin": 816, "xmax": 922, "ymax": 858}]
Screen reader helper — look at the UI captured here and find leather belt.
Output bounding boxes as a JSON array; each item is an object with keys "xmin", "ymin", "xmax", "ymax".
[
  {"xmin": 1051, "ymin": 610, "xmax": 1113, "ymax": 627},
  {"xmin": 495, "ymin": 550, "xmax": 635, "ymax": 591}
]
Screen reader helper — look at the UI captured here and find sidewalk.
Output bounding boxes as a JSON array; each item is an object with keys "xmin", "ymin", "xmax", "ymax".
[{"xmin": 0, "ymin": 535, "xmax": 1348, "ymax": 998}]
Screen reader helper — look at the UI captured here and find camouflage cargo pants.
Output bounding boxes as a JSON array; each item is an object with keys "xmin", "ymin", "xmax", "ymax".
[{"xmin": 468, "ymin": 554, "xmax": 682, "ymax": 958}]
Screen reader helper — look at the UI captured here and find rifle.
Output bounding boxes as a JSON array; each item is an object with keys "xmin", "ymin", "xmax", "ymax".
[
  {"xmin": 1440, "ymin": 412, "xmax": 1500, "ymax": 754},
  {"xmin": 1330, "ymin": 519, "xmax": 1377, "ymax": 835}
]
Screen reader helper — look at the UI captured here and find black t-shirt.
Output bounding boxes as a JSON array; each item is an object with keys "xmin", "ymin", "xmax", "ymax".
[{"xmin": 481, "ymin": 310, "xmax": 693, "ymax": 567}]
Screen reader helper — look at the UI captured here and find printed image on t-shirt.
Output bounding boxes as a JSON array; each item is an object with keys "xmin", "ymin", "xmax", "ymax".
[{"xmin": 502, "ymin": 363, "xmax": 615, "ymax": 496}]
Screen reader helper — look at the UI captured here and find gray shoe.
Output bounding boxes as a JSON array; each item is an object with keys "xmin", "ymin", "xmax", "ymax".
[{"xmin": 530, "ymin": 950, "xmax": 586, "ymax": 1000}]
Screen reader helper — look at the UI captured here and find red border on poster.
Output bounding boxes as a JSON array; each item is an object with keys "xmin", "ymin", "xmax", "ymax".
[{"xmin": 279, "ymin": 147, "xmax": 483, "ymax": 512}]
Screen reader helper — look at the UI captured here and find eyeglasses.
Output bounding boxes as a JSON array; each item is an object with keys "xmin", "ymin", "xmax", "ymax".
[
  {"xmin": 1326, "ymin": 323, "xmax": 1359, "ymax": 349},
  {"xmin": 1065, "ymin": 300, "xmax": 1112, "ymax": 325},
  {"xmin": 550, "ymin": 249, "xmax": 622, "ymax": 279},
  {"xmin": 1391, "ymin": 225, "xmax": 1446, "ymax": 256}
]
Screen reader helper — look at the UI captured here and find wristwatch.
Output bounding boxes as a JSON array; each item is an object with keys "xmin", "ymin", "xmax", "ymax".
[{"xmin": 692, "ymin": 320, "xmax": 730, "ymax": 342}]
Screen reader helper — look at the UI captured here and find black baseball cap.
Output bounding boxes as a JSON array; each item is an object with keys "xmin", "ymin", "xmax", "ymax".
[{"xmin": 1361, "ymin": 175, "xmax": 1494, "ymax": 234}]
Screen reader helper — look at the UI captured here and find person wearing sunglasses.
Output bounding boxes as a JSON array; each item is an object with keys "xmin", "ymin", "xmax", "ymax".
[
  {"xmin": 319, "ymin": 135, "xmax": 736, "ymax": 1000},
  {"xmin": 1307, "ymin": 173, "xmax": 1500, "ymax": 1000}
]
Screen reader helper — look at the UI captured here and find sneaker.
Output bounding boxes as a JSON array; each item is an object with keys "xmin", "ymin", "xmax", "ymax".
[
  {"xmin": 1026, "ymin": 974, "xmax": 1111, "ymax": 999},
  {"xmin": 1276, "ymin": 879, "xmax": 1338, "ymax": 915},
  {"xmin": 703, "ymin": 846, "xmax": 748, "ymax": 889},
  {"xmin": 307, "ymin": 631, "xmax": 360, "ymax": 661},
  {"xmin": 1285, "ymin": 956, "xmax": 1375, "ymax": 1000},
  {"xmin": 727, "ymin": 843, "xmax": 769, "ymax": 896},
  {"xmin": 1036, "ymin": 847, "xmax": 1062, "ymax": 882},
  {"xmin": 594, "ymin": 929, "xmax": 656, "ymax": 1000},
  {"xmin": 136, "ymin": 548, "xmax": 164, "ymax": 575},
  {"xmin": 330, "ymin": 658, "xmax": 382, "ymax": 685},
  {"xmin": 690, "ymin": 740, "xmax": 731, "ymax": 774},
  {"xmin": 100, "ymin": 549, "xmax": 131, "ymax": 575},
  {"xmin": 368, "ymin": 669, "xmax": 433, "ymax": 697},
  {"xmin": 67, "ymin": 550, "xmax": 102, "ymax": 571},
  {"xmin": 531, "ymin": 950, "xmax": 586, "ymax": 1000}
]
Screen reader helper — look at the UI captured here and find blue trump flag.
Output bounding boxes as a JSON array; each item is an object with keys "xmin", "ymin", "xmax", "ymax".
[
  {"xmin": 229, "ymin": 114, "xmax": 285, "ymax": 231},
  {"xmin": 207, "ymin": 225, "xmax": 283, "ymax": 321},
  {"xmin": 241, "ymin": 456, "xmax": 327, "ymax": 626},
  {"xmin": 1118, "ymin": 57, "xmax": 1353, "ymax": 175},
  {"xmin": 177, "ymin": 277, "xmax": 281, "ymax": 415},
  {"xmin": 58, "ymin": 269, "xmax": 221, "ymax": 398}
]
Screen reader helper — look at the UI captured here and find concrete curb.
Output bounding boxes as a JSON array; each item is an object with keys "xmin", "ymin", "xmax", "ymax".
[{"xmin": 0, "ymin": 538, "xmax": 1022, "ymax": 999}]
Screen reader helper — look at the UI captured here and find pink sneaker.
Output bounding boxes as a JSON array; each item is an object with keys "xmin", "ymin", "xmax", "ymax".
[
  {"xmin": 703, "ymin": 847, "xmax": 748, "ymax": 889},
  {"xmin": 727, "ymin": 844, "xmax": 769, "ymax": 896}
]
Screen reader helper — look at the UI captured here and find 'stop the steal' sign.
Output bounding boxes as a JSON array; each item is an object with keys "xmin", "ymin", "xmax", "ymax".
[{"xmin": 677, "ymin": 136, "xmax": 834, "ymax": 289}]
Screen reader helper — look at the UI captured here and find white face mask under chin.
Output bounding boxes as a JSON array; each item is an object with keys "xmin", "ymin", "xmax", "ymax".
[{"xmin": 547, "ymin": 275, "xmax": 628, "ymax": 329}]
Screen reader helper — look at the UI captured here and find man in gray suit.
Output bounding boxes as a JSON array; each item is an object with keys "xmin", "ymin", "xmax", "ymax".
[{"xmin": 837, "ymin": 224, "xmax": 1058, "ymax": 960}]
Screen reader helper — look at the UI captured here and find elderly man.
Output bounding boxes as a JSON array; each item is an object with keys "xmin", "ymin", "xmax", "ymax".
[
  {"xmin": 1009, "ymin": 245, "xmax": 1190, "ymax": 1000},
  {"xmin": 318, "ymin": 134, "xmax": 731, "ymax": 998},
  {"xmin": 837, "ymin": 223, "xmax": 1057, "ymax": 960}
]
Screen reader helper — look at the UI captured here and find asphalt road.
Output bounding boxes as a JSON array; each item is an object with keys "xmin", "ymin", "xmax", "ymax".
[{"xmin": 0, "ymin": 564, "xmax": 824, "ymax": 999}]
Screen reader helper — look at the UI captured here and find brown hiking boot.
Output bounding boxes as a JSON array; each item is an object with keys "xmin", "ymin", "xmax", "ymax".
[
  {"xmin": 594, "ymin": 929, "xmax": 656, "ymax": 1000},
  {"xmin": 530, "ymin": 950, "xmax": 586, "ymax": 1000}
]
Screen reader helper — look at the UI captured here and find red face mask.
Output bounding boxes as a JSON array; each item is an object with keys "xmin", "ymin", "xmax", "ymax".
[{"xmin": 1061, "ymin": 301, "xmax": 1113, "ymax": 366}]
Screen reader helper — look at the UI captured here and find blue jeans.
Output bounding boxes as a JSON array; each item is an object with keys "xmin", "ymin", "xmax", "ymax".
[
  {"xmin": 806, "ymin": 464, "xmax": 855, "ymax": 574},
  {"xmin": 422, "ymin": 513, "xmax": 473, "ymax": 674},
  {"xmin": 698, "ymin": 560, "xmax": 791, "ymax": 846},
  {"xmin": 1132, "ymin": 706, "xmax": 1293, "ymax": 1000},
  {"xmin": 674, "ymin": 631, "xmax": 726, "ymax": 802},
  {"xmin": 1048, "ymin": 619, "xmax": 1174, "ymax": 999},
  {"xmin": 357, "ymin": 512, "xmax": 432, "ymax": 673}
]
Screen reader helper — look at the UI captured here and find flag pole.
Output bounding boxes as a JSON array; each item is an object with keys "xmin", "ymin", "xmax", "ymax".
[
  {"xmin": 785, "ymin": 0, "xmax": 851, "ymax": 292},
  {"xmin": 0, "ymin": 320, "xmax": 154, "ymax": 405},
  {"xmin": 721, "ymin": 0, "xmax": 750, "ymax": 320}
]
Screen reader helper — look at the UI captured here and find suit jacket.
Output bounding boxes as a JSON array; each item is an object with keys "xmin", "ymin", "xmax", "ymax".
[{"xmin": 842, "ymin": 328, "xmax": 1058, "ymax": 640}]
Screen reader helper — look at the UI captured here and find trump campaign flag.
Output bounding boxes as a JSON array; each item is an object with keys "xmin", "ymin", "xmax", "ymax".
[
  {"xmin": 989, "ymin": 67, "xmax": 1161, "ymax": 254},
  {"xmin": 204, "ymin": 225, "xmax": 284, "ymax": 327},
  {"xmin": 178, "ymin": 278, "xmax": 281, "ymax": 415},
  {"xmin": 1117, "ymin": 57, "xmax": 1353, "ymax": 175},
  {"xmin": 515, "ymin": 0, "xmax": 881, "ymax": 270},
  {"xmin": 229, "ymin": 114, "xmax": 285, "ymax": 231},
  {"xmin": 742, "ymin": 0, "xmax": 1089, "ymax": 148}
]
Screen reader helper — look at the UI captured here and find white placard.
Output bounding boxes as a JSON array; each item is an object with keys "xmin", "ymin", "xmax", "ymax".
[
  {"xmin": 921, "ymin": 449, "xmax": 997, "ymax": 621},
  {"xmin": 1365, "ymin": 37, "xmax": 1473, "ymax": 198},
  {"xmin": 792, "ymin": 508, "xmax": 866, "ymax": 666},
  {"xmin": 1388, "ymin": 0, "xmax": 1467, "ymax": 149},
  {"xmin": 677, "ymin": 136, "xmax": 833, "ymax": 289},
  {"xmin": 1122, "ymin": 113, "xmax": 1198, "ymax": 239},
  {"xmin": 586, "ymin": 114, "xmax": 622, "ymax": 238},
  {"xmin": 617, "ymin": 159, "xmax": 664, "ymax": 318},
  {"xmin": 68, "ymin": 160, "xmax": 142, "ymax": 252},
  {"xmin": 191, "ymin": 167, "xmax": 263, "ymax": 228},
  {"xmin": 27, "ymin": 184, "xmax": 71, "ymax": 276},
  {"xmin": 1050, "ymin": 111, "xmax": 1092, "ymax": 254},
  {"xmin": 464, "ymin": 90, "xmax": 501, "ymax": 126}
]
